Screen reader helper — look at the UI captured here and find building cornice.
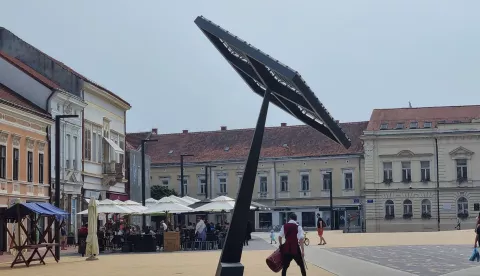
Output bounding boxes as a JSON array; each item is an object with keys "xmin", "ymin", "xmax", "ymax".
[
  {"xmin": 151, "ymin": 154, "xmax": 363, "ymax": 168},
  {"xmin": 84, "ymin": 82, "xmax": 131, "ymax": 111},
  {"xmin": 0, "ymin": 103, "xmax": 53, "ymax": 135},
  {"xmin": 52, "ymin": 90, "xmax": 87, "ymax": 108}
]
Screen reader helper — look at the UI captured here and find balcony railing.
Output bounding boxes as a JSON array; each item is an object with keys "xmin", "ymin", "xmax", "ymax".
[{"xmin": 102, "ymin": 161, "xmax": 124, "ymax": 178}]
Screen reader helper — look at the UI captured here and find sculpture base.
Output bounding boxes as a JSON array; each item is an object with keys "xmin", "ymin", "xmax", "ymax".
[{"xmin": 215, "ymin": 262, "xmax": 244, "ymax": 276}]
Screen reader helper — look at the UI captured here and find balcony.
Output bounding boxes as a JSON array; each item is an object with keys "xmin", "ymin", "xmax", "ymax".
[{"xmin": 102, "ymin": 161, "xmax": 124, "ymax": 186}]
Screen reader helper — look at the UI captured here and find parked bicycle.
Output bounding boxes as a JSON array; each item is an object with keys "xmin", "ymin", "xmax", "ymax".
[{"xmin": 303, "ymin": 231, "xmax": 310, "ymax": 246}]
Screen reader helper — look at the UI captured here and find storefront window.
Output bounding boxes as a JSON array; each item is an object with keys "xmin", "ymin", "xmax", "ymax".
[
  {"xmin": 301, "ymin": 212, "xmax": 316, "ymax": 227},
  {"xmin": 258, "ymin": 213, "xmax": 272, "ymax": 229}
]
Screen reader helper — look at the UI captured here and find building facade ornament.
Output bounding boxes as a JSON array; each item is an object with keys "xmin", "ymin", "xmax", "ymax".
[
  {"xmin": 12, "ymin": 134, "xmax": 21, "ymax": 147},
  {"xmin": 26, "ymin": 137, "xmax": 35, "ymax": 150},
  {"xmin": 0, "ymin": 131, "xmax": 8, "ymax": 144}
]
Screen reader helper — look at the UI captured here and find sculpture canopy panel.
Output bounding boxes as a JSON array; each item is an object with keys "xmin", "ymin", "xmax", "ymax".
[{"xmin": 194, "ymin": 16, "xmax": 351, "ymax": 149}]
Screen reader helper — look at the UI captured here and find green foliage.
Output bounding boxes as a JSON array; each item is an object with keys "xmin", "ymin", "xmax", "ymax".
[{"xmin": 151, "ymin": 185, "xmax": 178, "ymax": 200}]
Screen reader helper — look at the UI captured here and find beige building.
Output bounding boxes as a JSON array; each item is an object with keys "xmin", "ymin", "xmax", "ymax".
[
  {"xmin": 363, "ymin": 106, "xmax": 480, "ymax": 232},
  {"xmin": 128, "ymin": 122, "xmax": 368, "ymax": 231}
]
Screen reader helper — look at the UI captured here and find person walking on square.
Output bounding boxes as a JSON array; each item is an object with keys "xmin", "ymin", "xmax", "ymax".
[
  {"xmin": 316, "ymin": 214, "xmax": 327, "ymax": 245},
  {"xmin": 270, "ymin": 229, "xmax": 277, "ymax": 244},
  {"xmin": 278, "ymin": 213, "xmax": 307, "ymax": 276}
]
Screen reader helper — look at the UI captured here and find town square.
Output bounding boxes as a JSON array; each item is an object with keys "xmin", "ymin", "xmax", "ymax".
[{"xmin": 0, "ymin": 1, "xmax": 480, "ymax": 276}]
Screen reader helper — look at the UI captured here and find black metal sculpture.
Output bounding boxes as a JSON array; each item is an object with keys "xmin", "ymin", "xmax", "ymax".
[{"xmin": 194, "ymin": 16, "xmax": 351, "ymax": 276}]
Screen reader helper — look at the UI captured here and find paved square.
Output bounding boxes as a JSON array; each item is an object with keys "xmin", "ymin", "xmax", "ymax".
[{"xmin": 328, "ymin": 245, "xmax": 480, "ymax": 276}]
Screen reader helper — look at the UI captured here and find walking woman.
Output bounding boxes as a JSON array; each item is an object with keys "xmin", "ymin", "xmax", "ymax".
[{"xmin": 317, "ymin": 214, "xmax": 327, "ymax": 245}]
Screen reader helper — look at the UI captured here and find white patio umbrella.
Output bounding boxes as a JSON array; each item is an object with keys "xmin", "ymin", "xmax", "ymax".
[
  {"xmin": 194, "ymin": 195, "xmax": 255, "ymax": 212},
  {"xmin": 168, "ymin": 195, "xmax": 194, "ymax": 206},
  {"xmin": 77, "ymin": 199, "xmax": 133, "ymax": 214},
  {"xmin": 85, "ymin": 198, "xmax": 99, "ymax": 261},
  {"xmin": 143, "ymin": 197, "xmax": 193, "ymax": 214},
  {"xmin": 181, "ymin": 196, "xmax": 200, "ymax": 204}
]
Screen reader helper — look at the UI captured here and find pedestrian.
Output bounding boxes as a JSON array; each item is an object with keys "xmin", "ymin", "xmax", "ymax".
[
  {"xmin": 474, "ymin": 213, "xmax": 480, "ymax": 248},
  {"xmin": 278, "ymin": 213, "xmax": 307, "ymax": 276},
  {"xmin": 316, "ymin": 214, "xmax": 327, "ymax": 245},
  {"xmin": 270, "ymin": 229, "xmax": 277, "ymax": 244}
]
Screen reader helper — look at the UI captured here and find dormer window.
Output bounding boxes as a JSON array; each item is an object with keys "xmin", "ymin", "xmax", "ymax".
[
  {"xmin": 395, "ymin": 123, "xmax": 404, "ymax": 129},
  {"xmin": 380, "ymin": 123, "xmax": 388, "ymax": 130},
  {"xmin": 424, "ymin": 122, "xmax": 432, "ymax": 128},
  {"xmin": 168, "ymin": 150, "xmax": 174, "ymax": 154},
  {"xmin": 409, "ymin": 122, "xmax": 418, "ymax": 129},
  {"xmin": 224, "ymin": 147, "xmax": 230, "ymax": 152}
]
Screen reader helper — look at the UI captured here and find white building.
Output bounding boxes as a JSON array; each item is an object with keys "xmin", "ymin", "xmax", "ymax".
[
  {"xmin": 363, "ymin": 106, "xmax": 480, "ymax": 232},
  {"xmin": 82, "ymin": 82, "xmax": 131, "ymax": 208}
]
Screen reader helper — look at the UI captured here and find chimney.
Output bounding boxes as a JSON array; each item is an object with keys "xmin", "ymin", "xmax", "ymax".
[
  {"xmin": 182, "ymin": 130, "xmax": 188, "ymax": 134},
  {"xmin": 220, "ymin": 126, "xmax": 227, "ymax": 131},
  {"xmin": 281, "ymin": 123, "xmax": 287, "ymax": 127},
  {"xmin": 152, "ymin": 128, "xmax": 158, "ymax": 135}
]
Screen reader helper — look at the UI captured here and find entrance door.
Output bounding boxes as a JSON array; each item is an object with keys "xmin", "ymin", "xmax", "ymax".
[
  {"xmin": 333, "ymin": 210, "xmax": 340, "ymax": 230},
  {"xmin": 0, "ymin": 208, "xmax": 5, "ymax": 251}
]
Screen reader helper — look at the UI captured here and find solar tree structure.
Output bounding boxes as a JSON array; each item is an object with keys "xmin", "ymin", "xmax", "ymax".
[{"xmin": 194, "ymin": 16, "xmax": 351, "ymax": 276}]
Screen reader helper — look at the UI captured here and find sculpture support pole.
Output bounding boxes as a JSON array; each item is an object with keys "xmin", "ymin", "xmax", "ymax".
[{"xmin": 216, "ymin": 88, "xmax": 271, "ymax": 276}]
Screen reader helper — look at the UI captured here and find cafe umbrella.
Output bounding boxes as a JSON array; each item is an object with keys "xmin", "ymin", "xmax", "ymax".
[{"xmin": 85, "ymin": 198, "xmax": 99, "ymax": 261}]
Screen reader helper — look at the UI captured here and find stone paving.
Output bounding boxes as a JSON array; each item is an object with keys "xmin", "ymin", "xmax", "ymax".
[{"xmin": 328, "ymin": 244, "xmax": 480, "ymax": 276}]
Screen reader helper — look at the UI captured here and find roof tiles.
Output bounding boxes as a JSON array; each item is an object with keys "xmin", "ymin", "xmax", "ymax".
[
  {"xmin": 129, "ymin": 122, "xmax": 368, "ymax": 165},
  {"xmin": 367, "ymin": 105, "xmax": 480, "ymax": 131}
]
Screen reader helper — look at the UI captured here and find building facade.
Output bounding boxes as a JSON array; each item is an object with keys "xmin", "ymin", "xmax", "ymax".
[
  {"xmin": 0, "ymin": 51, "xmax": 87, "ymax": 235},
  {"xmin": 0, "ymin": 28, "xmax": 131, "ymax": 228},
  {"xmin": 0, "ymin": 84, "xmax": 53, "ymax": 252},
  {"xmin": 363, "ymin": 106, "xmax": 480, "ymax": 232},
  {"xmin": 128, "ymin": 122, "xmax": 368, "ymax": 231}
]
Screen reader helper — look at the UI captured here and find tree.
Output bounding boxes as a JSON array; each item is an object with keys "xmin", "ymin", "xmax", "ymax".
[{"xmin": 150, "ymin": 185, "xmax": 178, "ymax": 200}]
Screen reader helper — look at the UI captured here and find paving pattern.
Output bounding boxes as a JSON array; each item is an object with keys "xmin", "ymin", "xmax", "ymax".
[{"xmin": 327, "ymin": 245, "xmax": 480, "ymax": 276}]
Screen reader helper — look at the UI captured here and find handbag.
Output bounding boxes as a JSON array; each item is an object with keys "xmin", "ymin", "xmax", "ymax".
[{"xmin": 266, "ymin": 247, "xmax": 283, "ymax": 273}]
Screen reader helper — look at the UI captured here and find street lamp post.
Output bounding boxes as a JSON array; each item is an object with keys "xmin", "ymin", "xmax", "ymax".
[
  {"xmin": 204, "ymin": 165, "xmax": 216, "ymax": 199},
  {"xmin": 54, "ymin": 114, "xmax": 78, "ymax": 260},
  {"xmin": 180, "ymin": 154, "xmax": 194, "ymax": 197},
  {"xmin": 141, "ymin": 139, "xmax": 158, "ymax": 230}
]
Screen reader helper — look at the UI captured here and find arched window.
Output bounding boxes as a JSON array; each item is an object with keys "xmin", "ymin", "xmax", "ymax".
[
  {"xmin": 385, "ymin": 200, "xmax": 395, "ymax": 217},
  {"xmin": 403, "ymin": 199, "xmax": 413, "ymax": 215},
  {"xmin": 421, "ymin": 199, "xmax": 431, "ymax": 214},
  {"xmin": 457, "ymin": 197, "xmax": 469, "ymax": 217}
]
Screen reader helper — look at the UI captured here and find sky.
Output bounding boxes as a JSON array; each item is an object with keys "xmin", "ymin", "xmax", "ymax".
[{"xmin": 1, "ymin": 1, "xmax": 479, "ymax": 133}]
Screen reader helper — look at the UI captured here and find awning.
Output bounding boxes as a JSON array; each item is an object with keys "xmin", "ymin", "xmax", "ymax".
[{"xmin": 104, "ymin": 137, "xmax": 124, "ymax": 154}]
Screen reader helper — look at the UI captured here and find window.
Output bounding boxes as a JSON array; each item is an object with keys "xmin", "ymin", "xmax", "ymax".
[
  {"xmin": 280, "ymin": 175, "xmax": 288, "ymax": 192},
  {"xmin": 456, "ymin": 159, "xmax": 468, "ymax": 181},
  {"xmin": 401, "ymin": 162, "xmax": 411, "ymax": 183},
  {"xmin": 259, "ymin": 176, "xmax": 268, "ymax": 193},
  {"xmin": 301, "ymin": 212, "xmax": 316, "ymax": 227},
  {"xmin": 403, "ymin": 199, "xmax": 412, "ymax": 215},
  {"xmin": 395, "ymin": 123, "xmax": 404, "ymax": 129},
  {"xmin": 84, "ymin": 124, "xmax": 92, "ymax": 161},
  {"xmin": 38, "ymin": 153, "xmax": 44, "ymax": 184},
  {"xmin": 457, "ymin": 197, "xmax": 469, "ymax": 217},
  {"xmin": 409, "ymin": 122, "xmax": 418, "ymax": 129},
  {"xmin": 301, "ymin": 174, "xmax": 310, "ymax": 191},
  {"xmin": 219, "ymin": 177, "xmax": 227, "ymax": 194},
  {"xmin": 119, "ymin": 138, "xmax": 125, "ymax": 165},
  {"xmin": 424, "ymin": 122, "xmax": 432, "ymax": 128},
  {"xmin": 385, "ymin": 200, "xmax": 395, "ymax": 217},
  {"xmin": 380, "ymin": 123, "xmax": 388, "ymax": 130},
  {"xmin": 322, "ymin": 172, "xmax": 331, "ymax": 190},
  {"xmin": 198, "ymin": 177, "xmax": 206, "ymax": 194},
  {"xmin": 13, "ymin": 148, "xmax": 19, "ymax": 180},
  {"xmin": 178, "ymin": 178, "xmax": 188, "ymax": 195},
  {"xmin": 65, "ymin": 134, "xmax": 71, "ymax": 169},
  {"xmin": 258, "ymin": 213, "xmax": 273, "ymax": 229},
  {"xmin": 421, "ymin": 199, "xmax": 431, "ymax": 214},
  {"xmin": 73, "ymin": 136, "xmax": 78, "ymax": 169},
  {"xmin": 27, "ymin": 151, "xmax": 33, "ymax": 182},
  {"xmin": 344, "ymin": 171, "xmax": 353, "ymax": 190},
  {"xmin": 383, "ymin": 162, "xmax": 392, "ymax": 182},
  {"xmin": 421, "ymin": 161, "xmax": 430, "ymax": 182},
  {"xmin": 0, "ymin": 145, "xmax": 5, "ymax": 179},
  {"xmin": 92, "ymin": 130, "xmax": 97, "ymax": 162},
  {"xmin": 160, "ymin": 178, "xmax": 169, "ymax": 187}
]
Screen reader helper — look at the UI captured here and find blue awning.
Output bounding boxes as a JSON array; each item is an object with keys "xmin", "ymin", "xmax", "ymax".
[{"xmin": 3, "ymin": 203, "xmax": 69, "ymax": 221}]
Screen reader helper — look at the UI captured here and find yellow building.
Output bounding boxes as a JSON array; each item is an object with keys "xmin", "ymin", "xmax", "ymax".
[
  {"xmin": 127, "ymin": 122, "xmax": 367, "ymax": 231},
  {"xmin": 0, "ymin": 83, "xmax": 53, "ymax": 251}
]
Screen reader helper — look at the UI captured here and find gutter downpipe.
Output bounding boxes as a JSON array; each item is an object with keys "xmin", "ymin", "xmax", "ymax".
[{"xmin": 435, "ymin": 137, "xmax": 440, "ymax": 231}]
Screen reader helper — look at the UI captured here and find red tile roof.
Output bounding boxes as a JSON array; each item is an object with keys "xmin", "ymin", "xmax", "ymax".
[
  {"xmin": 126, "ymin": 131, "xmax": 151, "ymax": 150},
  {"xmin": 367, "ymin": 105, "xmax": 480, "ymax": 131},
  {"xmin": 0, "ymin": 51, "xmax": 60, "ymax": 90},
  {"xmin": 0, "ymin": 83, "xmax": 51, "ymax": 119},
  {"xmin": 130, "ymin": 122, "xmax": 368, "ymax": 165}
]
